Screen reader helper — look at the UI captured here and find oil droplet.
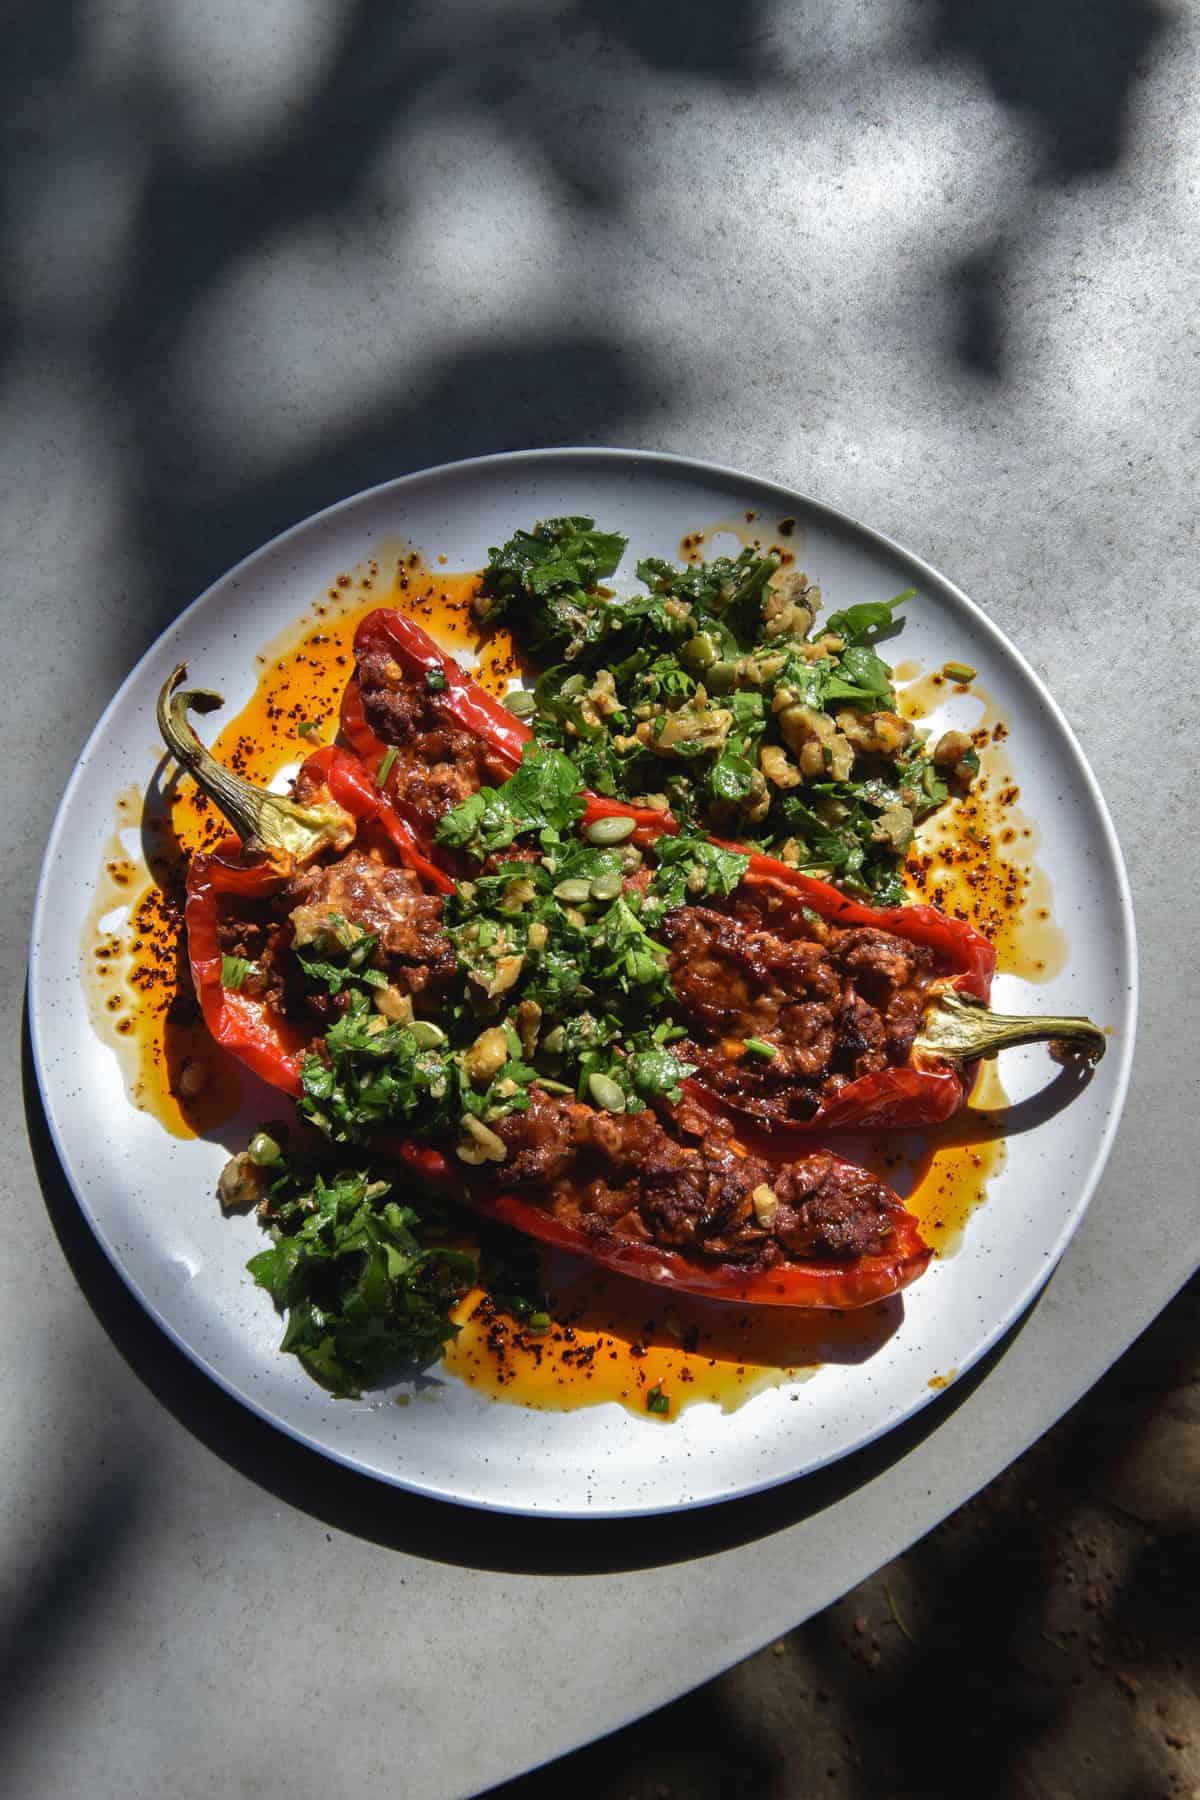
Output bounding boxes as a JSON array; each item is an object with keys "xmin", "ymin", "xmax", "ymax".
[
  {"xmin": 900, "ymin": 670, "xmax": 1067, "ymax": 983},
  {"xmin": 442, "ymin": 1263, "xmax": 902, "ymax": 1420},
  {"xmin": 82, "ymin": 542, "xmax": 508, "ymax": 1136}
]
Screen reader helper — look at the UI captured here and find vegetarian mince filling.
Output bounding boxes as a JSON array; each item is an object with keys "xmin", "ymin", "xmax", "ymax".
[
  {"xmin": 356, "ymin": 645, "xmax": 513, "ymax": 821},
  {"xmin": 215, "ymin": 840, "xmax": 923, "ymax": 1267}
]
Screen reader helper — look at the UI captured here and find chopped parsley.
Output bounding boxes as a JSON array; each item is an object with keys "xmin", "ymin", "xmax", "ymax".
[
  {"xmin": 245, "ymin": 1155, "xmax": 474, "ymax": 1398},
  {"xmin": 289, "ymin": 748, "xmax": 748, "ymax": 1148},
  {"xmin": 220, "ymin": 953, "xmax": 256, "ymax": 990},
  {"xmin": 476, "ymin": 518, "xmax": 961, "ymax": 903}
]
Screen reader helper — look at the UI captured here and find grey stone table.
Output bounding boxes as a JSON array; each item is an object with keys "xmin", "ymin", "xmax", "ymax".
[{"xmin": 4, "ymin": 3, "xmax": 1197, "ymax": 1795}]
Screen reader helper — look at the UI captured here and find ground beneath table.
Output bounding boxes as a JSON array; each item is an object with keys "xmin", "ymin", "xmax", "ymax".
[{"xmin": 490, "ymin": 1275, "xmax": 1200, "ymax": 1800}]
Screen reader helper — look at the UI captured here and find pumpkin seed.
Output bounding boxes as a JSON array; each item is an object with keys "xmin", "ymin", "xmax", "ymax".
[
  {"xmin": 587, "ymin": 1071, "xmax": 626, "ymax": 1113},
  {"xmin": 589, "ymin": 871, "xmax": 624, "ymax": 901},
  {"xmin": 619, "ymin": 845, "xmax": 643, "ymax": 872},
  {"xmin": 682, "ymin": 630, "xmax": 718, "ymax": 670},
  {"xmin": 585, "ymin": 815, "xmax": 635, "ymax": 846},
  {"xmin": 457, "ymin": 1114, "xmax": 508, "ymax": 1163},
  {"xmin": 705, "ymin": 659, "xmax": 739, "ymax": 692},
  {"xmin": 248, "ymin": 1132, "xmax": 282, "ymax": 1168},
  {"xmin": 503, "ymin": 687, "xmax": 536, "ymax": 718},
  {"xmin": 553, "ymin": 878, "xmax": 592, "ymax": 903}
]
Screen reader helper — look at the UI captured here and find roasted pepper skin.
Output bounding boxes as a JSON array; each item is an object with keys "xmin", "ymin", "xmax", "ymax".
[
  {"xmin": 183, "ymin": 751, "xmax": 930, "ymax": 1310},
  {"xmin": 343, "ymin": 608, "xmax": 998, "ymax": 1132},
  {"xmin": 343, "ymin": 609, "xmax": 675, "ymax": 838},
  {"xmin": 185, "ymin": 745, "xmax": 452, "ymax": 1091},
  {"xmin": 390, "ymin": 1138, "xmax": 930, "ymax": 1310}
]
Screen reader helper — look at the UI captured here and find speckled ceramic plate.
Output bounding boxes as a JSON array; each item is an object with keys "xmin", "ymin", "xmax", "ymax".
[{"xmin": 28, "ymin": 449, "xmax": 1137, "ymax": 1516}]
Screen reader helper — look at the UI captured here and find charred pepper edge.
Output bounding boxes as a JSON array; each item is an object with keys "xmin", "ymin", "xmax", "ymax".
[
  {"xmin": 159, "ymin": 690, "xmax": 933, "ymax": 1311},
  {"xmin": 343, "ymin": 608, "xmax": 1107, "ymax": 1091},
  {"xmin": 388, "ymin": 1140, "xmax": 932, "ymax": 1312}
]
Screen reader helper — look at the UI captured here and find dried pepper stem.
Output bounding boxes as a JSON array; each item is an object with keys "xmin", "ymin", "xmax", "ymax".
[
  {"xmin": 156, "ymin": 664, "xmax": 352, "ymax": 870},
  {"xmin": 915, "ymin": 987, "xmax": 1106, "ymax": 1066}
]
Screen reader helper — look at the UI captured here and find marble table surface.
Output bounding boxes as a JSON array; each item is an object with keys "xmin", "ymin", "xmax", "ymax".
[{"xmin": 4, "ymin": 2, "xmax": 1197, "ymax": 1794}]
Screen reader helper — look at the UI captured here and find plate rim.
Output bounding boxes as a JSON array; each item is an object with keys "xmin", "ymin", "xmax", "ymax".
[{"xmin": 27, "ymin": 445, "xmax": 1139, "ymax": 1517}]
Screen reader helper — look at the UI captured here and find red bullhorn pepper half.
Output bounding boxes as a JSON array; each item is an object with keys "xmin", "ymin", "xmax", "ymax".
[
  {"xmin": 158, "ymin": 664, "xmax": 453, "ymax": 1089},
  {"xmin": 158, "ymin": 667, "xmax": 932, "ymax": 1310},
  {"xmin": 341, "ymin": 611, "xmax": 1106, "ymax": 1135}
]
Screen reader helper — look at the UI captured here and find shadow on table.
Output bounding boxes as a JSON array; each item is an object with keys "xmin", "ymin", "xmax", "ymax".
[{"xmin": 24, "ymin": 1002, "xmax": 1042, "ymax": 1579}]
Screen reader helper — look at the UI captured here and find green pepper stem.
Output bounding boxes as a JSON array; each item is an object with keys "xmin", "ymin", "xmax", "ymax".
[
  {"xmin": 156, "ymin": 664, "xmax": 352, "ymax": 869},
  {"xmin": 914, "ymin": 987, "xmax": 1106, "ymax": 1066}
]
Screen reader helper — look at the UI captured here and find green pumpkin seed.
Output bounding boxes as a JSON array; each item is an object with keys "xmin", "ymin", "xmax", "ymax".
[
  {"xmin": 408, "ymin": 1019, "xmax": 447, "ymax": 1049},
  {"xmin": 619, "ymin": 845, "xmax": 643, "ymax": 872},
  {"xmin": 585, "ymin": 815, "xmax": 636, "ymax": 846},
  {"xmin": 503, "ymin": 687, "xmax": 536, "ymax": 718},
  {"xmin": 553, "ymin": 877, "xmax": 592, "ymax": 903},
  {"xmin": 458, "ymin": 1114, "xmax": 508, "ymax": 1162},
  {"xmin": 682, "ymin": 631, "xmax": 718, "ymax": 670},
  {"xmin": 587, "ymin": 1072, "xmax": 626, "ymax": 1113},
  {"xmin": 589, "ymin": 871, "xmax": 625, "ymax": 901},
  {"xmin": 247, "ymin": 1132, "xmax": 282, "ymax": 1168},
  {"xmin": 541, "ymin": 1026, "xmax": 566, "ymax": 1055},
  {"xmin": 705, "ymin": 659, "xmax": 739, "ymax": 693}
]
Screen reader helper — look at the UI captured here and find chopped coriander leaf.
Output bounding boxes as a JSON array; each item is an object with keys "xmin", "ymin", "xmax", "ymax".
[
  {"xmin": 296, "ymin": 719, "xmax": 322, "ymax": 739},
  {"xmin": 474, "ymin": 518, "xmax": 974, "ymax": 902},
  {"xmin": 425, "ymin": 668, "xmax": 448, "ymax": 693},
  {"xmin": 645, "ymin": 836, "xmax": 749, "ymax": 917},
  {"xmin": 221, "ymin": 953, "xmax": 256, "ymax": 990},
  {"xmin": 294, "ymin": 942, "xmax": 389, "ymax": 997},
  {"xmin": 244, "ymin": 1155, "xmax": 473, "ymax": 1398},
  {"xmin": 436, "ymin": 744, "xmax": 584, "ymax": 862},
  {"xmin": 477, "ymin": 517, "xmax": 627, "ymax": 660},
  {"xmin": 646, "ymin": 1384, "xmax": 671, "ymax": 1416},
  {"xmin": 623, "ymin": 1044, "xmax": 697, "ymax": 1103},
  {"xmin": 823, "ymin": 589, "xmax": 913, "ymax": 643}
]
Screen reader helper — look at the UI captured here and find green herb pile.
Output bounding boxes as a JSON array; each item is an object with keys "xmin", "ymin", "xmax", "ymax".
[
  {"xmin": 223, "ymin": 1135, "xmax": 475, "ymax": 1397},
  {"xmin": 475, "ymin": 517, "xmax": 976, "ymax": 904},
  {"xmin": 231, "ymin": 747, "xmax": 749, "ymax": 1392},
  {"xmin": 296, "ymin": 745, "xmax": 746, "ymax": 1152}
]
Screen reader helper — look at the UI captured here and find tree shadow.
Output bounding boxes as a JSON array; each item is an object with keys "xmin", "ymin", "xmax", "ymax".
[
  {"xmin": 481, "ymin": 1276, "xmax": 1198, "ymax": 1798},
  {"xmin": 788, "ymin": 1272, "xmax": 1200, "ymax": 1799},
  {"xmin": 921, "ymin": 0, "xmax": 1172, "ymax": 377},
  {"xmin": 924, "ymin": 0, "xmax": 1168, "ymax": 181},
  {"xmin": 0, "ymin": 1462, "xmax": 148, "ymax": 1758}
]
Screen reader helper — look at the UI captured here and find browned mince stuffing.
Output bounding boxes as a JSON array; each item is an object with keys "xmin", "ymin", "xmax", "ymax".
[
  {"xmin": 663, "ymin": 900, "xmax": 935, "ymax": 1123},
  {"xmin": 286, "ymin": 854, "xmax": 456, "ymax": 1001},
  {"xmin": 356, "ymin": 647, "xmax": 514, "ymax": 821},
  {"xmin": 215, "ymin": 852, "xmax": 456, "ymax": 1026},
  {"xmin": 487, "ymin": 1092, "xmax": 900, "ymax": 1268}
]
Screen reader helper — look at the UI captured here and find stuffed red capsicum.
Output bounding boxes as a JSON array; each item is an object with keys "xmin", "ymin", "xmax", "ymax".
[
  {"xmin": 159, "ymin": 667, "xmax": 932, "ymax": 1310},
  {"xmin": 341, "ymin": 608, "xmax": 1105, "ymax": 1136}
]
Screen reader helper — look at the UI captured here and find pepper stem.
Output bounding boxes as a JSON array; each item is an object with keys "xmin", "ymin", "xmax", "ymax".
[
  {"xmin": 157, "ymin": 664, "xmax": 353, "ymax": 870},
  {"xmin": 914, "ymin": 987, "xmax": 1106, "ymax": 1066}
]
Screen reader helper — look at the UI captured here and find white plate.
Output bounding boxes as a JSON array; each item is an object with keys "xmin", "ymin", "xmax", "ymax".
[{"xmin": 28, "ymin": 449, "xmax": 1137, "ymax": 1517}]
